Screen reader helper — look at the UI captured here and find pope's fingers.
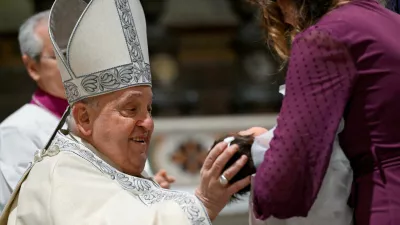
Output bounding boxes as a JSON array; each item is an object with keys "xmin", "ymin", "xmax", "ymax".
[
  {"xmin": 202, "ymin": 142, "xmax": 228, "ymax": 172},
  {"xmin": 167, "ymin": 176, "xmax": 176, "ymax": 183},
  {"xmin": 159, "ymin": 181, "xmax": 171, "ymax": 189},
  {"xmin": 227, "ymin": 175, "xmax": 251, "ymax": 196},
  {"xmin": 221, "ymin": 154, "xmax": 248, "ymax": 181},
  {"xmin": 155, "ymin": 169, "xmax": 167, "ymax": 177},
  {"xmin": 209, "ymin": 144, "xmax": 239, "ymax": 177}
]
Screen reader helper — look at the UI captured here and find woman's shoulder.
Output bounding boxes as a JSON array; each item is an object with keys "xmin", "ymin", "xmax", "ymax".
[
  {"xmin": 291, "ymin": 24, "xmax": 347, "ymax": 53},
  {"xmin": 298, "ymin": 1, "xmax": 399, "ymax": 45},
  {"xmin": 294, "ymin": 19, "xmax": 351, "ymax": 47}
]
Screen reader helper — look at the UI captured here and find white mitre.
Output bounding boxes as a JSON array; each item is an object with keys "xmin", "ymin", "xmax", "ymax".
[{"xmin": 49, "ymin": 0, "xmax": 152, "ymax": 104}]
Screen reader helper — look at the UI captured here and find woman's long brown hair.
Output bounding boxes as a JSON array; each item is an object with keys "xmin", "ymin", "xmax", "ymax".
[{"xmin": 249, "ymin": 0, "xmax": 350, "ymax": 63}]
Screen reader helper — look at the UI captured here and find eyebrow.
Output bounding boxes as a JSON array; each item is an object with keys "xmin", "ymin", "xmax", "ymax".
[{"xmin": 120, "ymin": 91, "xmax": 153, "ymax": 102}]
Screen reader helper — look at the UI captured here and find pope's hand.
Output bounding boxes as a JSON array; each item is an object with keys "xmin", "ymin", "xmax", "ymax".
[
  {"xmin": 153, "ymin": 169, "xmax": 176, "ymax": 189},
  {"xmin": 239, "ymin": 127, "xmax": 268, "ymax": 137},
  {"xmin": 195, "ymin": 142, "xmax": 251, "ymax": 221}
]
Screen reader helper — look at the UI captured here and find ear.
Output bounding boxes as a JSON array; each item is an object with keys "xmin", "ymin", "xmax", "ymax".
[
  {"xmin": 22, "ymin": 54, "xmax": 41, "ymax": 82},
  {"xmin": 72, "ymin": 102, "xmax": 94, "ymax": 137}
]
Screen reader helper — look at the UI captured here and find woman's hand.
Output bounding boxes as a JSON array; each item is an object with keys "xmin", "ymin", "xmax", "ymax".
[
  {"xmin": 239, "ymin": 127, "xmax": 268, "ymax": 137},
  {"xmin": 195, "ymin": 141, "xmax": 251, "ymax": 220}
]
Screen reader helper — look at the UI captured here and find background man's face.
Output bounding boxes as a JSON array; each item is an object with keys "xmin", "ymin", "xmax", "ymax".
[{"xmin": 26, "ymin": 21, "xmax": 65, "ymax": 99}]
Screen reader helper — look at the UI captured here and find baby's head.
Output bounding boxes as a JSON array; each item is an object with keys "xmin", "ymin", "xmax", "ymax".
[{"xmin": 209, "ymin": 134, "xmax": 256, "ymax": 203}]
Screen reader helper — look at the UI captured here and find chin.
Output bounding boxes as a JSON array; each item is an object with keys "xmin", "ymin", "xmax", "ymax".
[
  {"xmin": 123, "ymin": 167, "xmax": 143, "ymax": 177},
  {"xmin": 135, "ymin": 159, "xmax": 147, "ymax": 173}
]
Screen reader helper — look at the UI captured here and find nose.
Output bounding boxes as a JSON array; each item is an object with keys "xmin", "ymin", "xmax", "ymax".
[{"xmin": 137, "ymin": 113, "xmax": 154, "ymax": 132}]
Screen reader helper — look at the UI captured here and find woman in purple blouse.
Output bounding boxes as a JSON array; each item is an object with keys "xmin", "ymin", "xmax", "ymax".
[{"xmin": 240, "ymin": 0, "xmax": 400, "ymax": 224}]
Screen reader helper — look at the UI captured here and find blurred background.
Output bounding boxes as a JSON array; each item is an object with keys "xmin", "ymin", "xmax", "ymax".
[
  {"xmin": 0, "ymin": 0, "xmax": 284, "ymax": 223},
  {"xmin": 1, "ymin": 0, "xmax": 399, "ymax": 223}
]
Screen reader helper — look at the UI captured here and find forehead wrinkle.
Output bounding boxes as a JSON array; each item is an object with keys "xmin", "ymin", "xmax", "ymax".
[
  {"xmin": 119, "ymin": 90, "xmax": 153, "ymax": 104},
  {"xmin": 120, "ymin": 91, "xmax": 142, "ymax": 102}
]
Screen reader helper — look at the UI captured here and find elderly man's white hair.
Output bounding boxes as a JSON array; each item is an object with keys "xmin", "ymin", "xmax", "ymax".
[
  {"xmin": 66, "ymin": 114, "xmax": 78, "ymax": 134},
  {"xmin": 66, "ymin": 98, "xmax": 99, "ymax": 135},
  {"xmin": 18, "ymin": 10, "xmax": 50, "ymax": 61}
]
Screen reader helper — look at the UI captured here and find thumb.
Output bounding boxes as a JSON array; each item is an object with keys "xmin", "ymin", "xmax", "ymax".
[{"xmin": 238, "ymin": 130, "xmax": 253, "ymax": 136}]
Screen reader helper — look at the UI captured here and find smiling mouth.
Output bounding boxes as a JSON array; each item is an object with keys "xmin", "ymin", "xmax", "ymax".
[{"xmin": 129, "ymin": 138, "xmax": 147, "ymax": 144}]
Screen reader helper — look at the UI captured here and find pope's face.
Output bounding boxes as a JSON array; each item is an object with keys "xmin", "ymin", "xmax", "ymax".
[{"xmin": 86, "ymin": 86, "xmax": 154, "ymax": 176}]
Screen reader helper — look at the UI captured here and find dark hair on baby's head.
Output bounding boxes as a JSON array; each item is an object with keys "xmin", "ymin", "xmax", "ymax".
[{"xmin": 209, "ymin": 134, "xmax": 256, "ymax": 203}]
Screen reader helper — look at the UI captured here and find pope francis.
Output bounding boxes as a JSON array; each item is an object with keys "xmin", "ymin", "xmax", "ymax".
[{"xmin": 0, "ymin": 0, "xmax": 251, "ymax": 224}]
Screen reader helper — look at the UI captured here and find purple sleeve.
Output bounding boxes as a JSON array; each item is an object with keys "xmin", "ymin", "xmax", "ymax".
[{"xmin": 252, "ymin": 27, "xmax": 357, "ymax": 219}]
